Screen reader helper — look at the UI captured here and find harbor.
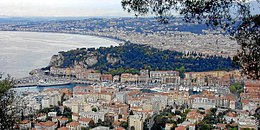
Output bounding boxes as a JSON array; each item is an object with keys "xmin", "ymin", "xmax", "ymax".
[{"xmin": 14, "ymin": 78, "xmax": 92, "ymax": 88}]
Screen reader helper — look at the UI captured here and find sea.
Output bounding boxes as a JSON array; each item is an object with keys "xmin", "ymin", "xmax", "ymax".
[
  {"xmin": 12, "ymin": 83, "xmax": 86, "ymax": 94},
  {"xmin": 0, "ymin": 31, "xmax": 119, "ymax": 92},
  {"xmin": 0, "ymin": 31, "xmax": 119, "ymax": 79}
]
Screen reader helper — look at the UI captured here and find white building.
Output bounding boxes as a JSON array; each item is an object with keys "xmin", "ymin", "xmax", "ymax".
[
  {"xmin": 129, "ymin": 115, "xmax": 143, "ymax": 130},
  {"xmin": 116, "ymin": 92, "xmax": 128, "ymax": 103},
  {"xmin": 79, "ymin": 111, "xmax": 106, "ymax": 123},
  {"xmin": 91, "ymin": 126, "xmax": 110, "ymax": 130}
]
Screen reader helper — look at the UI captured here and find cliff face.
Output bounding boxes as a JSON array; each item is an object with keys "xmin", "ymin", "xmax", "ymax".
[
  {"xmin": 106, "ymin": 54, "xmax": 120, "ymax": 64},
  {"xmin": 85, "ymin": 55, "xmax": 98, "ymax": 67},
  {"xmin": 49, "ymin": 54, "xmax": 64, "ymax": 67},
  {"xmin": 49, "ymin": 50, "xmax": 121, "ymax": 68}
]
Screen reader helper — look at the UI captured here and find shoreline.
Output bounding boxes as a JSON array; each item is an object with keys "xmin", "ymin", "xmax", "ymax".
[
  {"xmin": 0, "ymin": 31, "xmax": 123, "ymax": 80},
  {"xmin": 0, "ymin": 30, "xmax": 127, "ymax": 45}
]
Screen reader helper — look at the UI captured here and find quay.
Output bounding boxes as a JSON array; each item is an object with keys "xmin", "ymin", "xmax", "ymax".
[
  {"xmin": 14, "ymin": 83, "xmax": 37, "ymax": 87},
  {"xmin": 14, "ymin": 77, "xmax": 92, "ymax": 88}
]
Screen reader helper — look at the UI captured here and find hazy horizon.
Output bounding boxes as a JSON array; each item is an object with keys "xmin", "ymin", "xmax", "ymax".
[
  {"xmin": 0, "ymin": 0, "xmax": 258, "ymax": 17},
  {"xmin": 0, "ymin": 0, "xmax": 133, "ymax": 17}
]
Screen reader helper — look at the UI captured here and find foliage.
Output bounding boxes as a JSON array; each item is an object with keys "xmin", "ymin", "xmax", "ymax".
[
  {"xmin": 197, "ymin": 121, "xmax": 213, "ymax": 130},
  {"xmin": 229, "ymin": 82, "xmax": 243, "ymax": 96},
  {"xmin": 196, "ymin": 107, "xmax": 226, "ymax": 129},
  {"xmin": 99, "ymin": 120, "xmax": 112, "ymax": 128},
  {"xmin": 153, "ymin": 115, "xmax": 168, "ymax": 129},
  {"xmin": 97, "ymin": 119, "xmax": 102, "ymax": 126},
  {"xmin": 233, "ymin": 15, "xmax": 260, "ymax": 80},
  {"xmin": 58, "ymin": 43, "xmax": 238, "ymax": 75},
  {"xmin": 0, "ymin": 76, "xmax": 13, "ymax": 94},
  {"xmin": 81, "ymin": 127, "xmax": 90, "ymax": 130},
  {"xmin": 63, "ymin": 107, "xmax": 72, "ymax": 119},
  {"xmin": 230, "ymin": 85, "xmax": 237, "ymax": 94},
  {"xmin": 226, "ymin": 124, "xmax": 238, "ymax": 130},
  {"xmin": 121, "ymin": 0, "xmax": 253, "ymax": 25},
  {"xmin": 92, "ymin": 108, "xmax": 97, "ymax": 112},
  {"xmin": 46, "ymin": 116, "xmax": 52, "ymax": 121},
  {"xmin": 254, "ymin": 107, "xmax": 260, "ymax": 120},
  {"xmin": 121, "ymin": 0, "xmax": 260, "ymax": 80},
  {"xmin": 37, "ymin": 108, "xmax": 51, "ymax": 114},
  {"xmin": 129, "ymin": 110, "xmax": 134, "ymax": 115},
  {"xmin": 0, "ymin": 76, "xmax": 19, "ymax": 130},
  {"xmin": 120, "ymin": 121, "xmax": 128, "ymax": 129},
  {"xmin": 61, "ymin": 93, "xmax": 66, "ymax": 104},
  {"xmin": 176, "ymin": 66, "xmax": 185, "ymax": 78},
  {"xmin": 143, "ymin": 121, "xmax": 149, "ymax": 130},
  {"xmin": 88, "ymin": 120, "xmax": 96, "ymax": 128},
  {"xmin": 152, "ymin": 108, "xmax": 189, "ymax": 129},
  {"xmin": 118, "ymin": 114, "xmax": 123, "ymax": 119}
]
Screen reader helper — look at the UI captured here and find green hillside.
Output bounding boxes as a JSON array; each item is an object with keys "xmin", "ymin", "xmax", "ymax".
[{"xmin": 53, "ymin": 42, "xmax": 238, "ymax": 75}]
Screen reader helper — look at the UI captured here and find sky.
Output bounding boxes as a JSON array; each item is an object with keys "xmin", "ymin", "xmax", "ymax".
[
  {"xmin": 0, "ymin": 0, "xmax": 259, "ymax": 17},
  {"xmin": 0, "ymin": 0, "xmax": 133, "ymax": 17}
]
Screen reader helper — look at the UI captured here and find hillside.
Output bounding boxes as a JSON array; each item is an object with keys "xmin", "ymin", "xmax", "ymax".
[{"xmin": 49, "ymin": 43, "xmax": 239, "ymax": 75}]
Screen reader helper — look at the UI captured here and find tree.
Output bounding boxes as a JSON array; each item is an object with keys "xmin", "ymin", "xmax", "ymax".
[
  {"xmin": 0, "ymin": 76, "xmax": 19, "ymax": 129},
  {"xmin": 176, "ymin": 66, "xmax": 185, "ymax": 78},
  {"xmin": 122, "ymin": 0, "xmax": 253, "ymax": 24},
  {"xmin": 97, "ymin": 119, "xmax": 102, "ymax": 126},
  {"xmin": 88, "ymin": 120, "xmax": 96, "ymax": 128},
  {"xmin": 121, "ymin": 0, "xmax": 260, "ymax": 80},
  {"xmin": 230, "ymin": 85, "xmax": 236, "ymax": 94},
  {"xmin": 143, "ymin": 121, "xmax": 149, "ymax": 130},
  {"xmin": 63, "ymin": 107, "xmax": 72, "ymax": 119},
  {"xmin": 120, "ymin": 121, "xmax": 128, "ymax": 129},
  {"xmin": 118, "ymin": 114, "xmax": 123, "ymax": 119},
  {"xmin": 197, "ymin": 121, "xmax": 212, "ymax": 130},
  {"xmin": 92, "ymin": 108, "xmax": 97, "ymax": 112},
  {"xmin": 230, "ymin": 82, "xmax": 243, "ymax": 96},
  {"xmin": 233, "ymin": 15, "xmax": 260, "ymax": 80},
  {"xmin": 57, "ymin": 120, "xmax": 61, "ymax": 128},
  {"xmin": 129, "ymin": 110, "xmax": 134, "ymax": 115}
]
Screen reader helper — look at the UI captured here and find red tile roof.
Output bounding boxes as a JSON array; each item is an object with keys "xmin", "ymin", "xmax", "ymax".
[
  {"xmin": 113, "ymin": 121, "xmax": 122, "ymax": 126},
  {"xmin": 226, "ymin": 112, "xmax": 238, "ymax": 117},
  {"xmin": 175, "ymin": 126, "xmax": 186, "ymax": 130},
  {"xmin": 36, "ymin": 121, "xmax": 56, "ymax": 127},
  {"xmin": 66, "ymin": 121, "xmax": 80, "ymax": 127},
  {"xmin": 20, "ymin": 120, "xmax": 30, "ymax": 124},
  {"xmin": 115, "ymin": 127, "xmax": 126, "ymax": 130},
  {"xmin": 72, "ymin": 113, "xmax": 79, "ymax": 116},
  {"xmin": 60, "ymin": 117, "xmax": 69, "ymax": 121},
  {"xmin": 79, "ymin": 117, "xmax": 92, "ymax": 122},
  {"xmin": 58, "ymin": 126, "xmax": 69, "ymax": 130}
]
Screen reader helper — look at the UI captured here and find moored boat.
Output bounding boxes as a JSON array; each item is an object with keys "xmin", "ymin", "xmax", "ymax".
[{"xmin": 37, "ymin": 80, "xmax": 71, "ymax": 87}]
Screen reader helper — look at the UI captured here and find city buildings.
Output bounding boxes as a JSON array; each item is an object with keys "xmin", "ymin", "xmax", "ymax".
[
  {"xmin": 129, "ymin": 115, "xmax": 143, "ymax": 130},
  {"xmin": 0, "ymin": 18, "xmax": 239, "ymax": 57},
  {"xmin": 15, "ymin": 69, "xmax": 259, "ymax": 130},
  {"xmin": 35, "ymin": 121, "xmax": 57, "ymax": 130}
]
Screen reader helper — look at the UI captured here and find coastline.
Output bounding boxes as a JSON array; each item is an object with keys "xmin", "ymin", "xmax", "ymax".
[
  {"xmin": 0, "ymin": 31, "xmax": 121, "ymax": 79},
  {"xmin": 0, "ymin": 30, "xmax": 126, "ymax": 45}
]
